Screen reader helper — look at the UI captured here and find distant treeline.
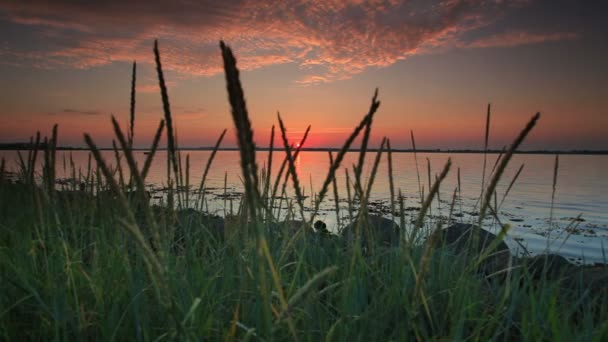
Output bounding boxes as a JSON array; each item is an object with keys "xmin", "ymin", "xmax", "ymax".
[
  {"xmin": 0, "ymin": 142, "xmax": 49, "ymax": 150},
  {"xmin": 1, "ymin": 143, "xmax": 606, "ymax": 155}
]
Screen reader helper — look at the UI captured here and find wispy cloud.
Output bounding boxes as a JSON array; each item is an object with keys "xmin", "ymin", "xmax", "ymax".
[
  {"xmin": 49, "ymin": 109, "xmax": 101, "ymax": 116},
  {"xmin": 465, "ymin": 30, "xmax": 578, "ymax": 48},
  {"xmin": 0, "ymin": 0, "xmax": 578, "ymax": 83},
  {"xmin": 137, "ymin": 80, "xmax": 177, "ymax": 94}
]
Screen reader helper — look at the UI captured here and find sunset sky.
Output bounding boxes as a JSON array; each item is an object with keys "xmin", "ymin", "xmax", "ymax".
[{"xmin": 0, "ymin": 0, "xmax": 606, "ymax": 150}]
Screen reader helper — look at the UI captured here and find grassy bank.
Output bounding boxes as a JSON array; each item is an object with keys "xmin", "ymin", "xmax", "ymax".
[{"xmin": 1, "ymin": 41, "xmax": 607, "ymax": 340}]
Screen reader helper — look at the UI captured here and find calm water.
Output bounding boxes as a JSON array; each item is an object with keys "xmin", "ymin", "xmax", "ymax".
[{"xmin": 3, "ymin": 150, "xmax": 608, "ymax": 263}]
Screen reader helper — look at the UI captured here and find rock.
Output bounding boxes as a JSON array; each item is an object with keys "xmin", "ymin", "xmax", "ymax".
[
  {"xmin": 517, "ymin": 254, "xmax": 608, "ymax": 300},
  {"xmin": 521, "ymin": 254, "xmax": 574, "ymax": 279},
  {"xmin": 171, "ymin": 208, "xmax": 225, "ymax": 253},
  {"xmin": 270, "ymin": 220, "xmax": 315, "ymax": 238},
  {"xmin": 56, "ymin": 189, "xmax": 93, "ymax": 204},
  {"xmin": 430, "ymin": 223, "xmax": 512, "ymax": 276},
  {"xmin": 314, "ymin": 220, "xmax": 327, "ymax": 232},
  {"xmin": 572, "ymin": 265, "xmax": 608, "ymax": 297},
  {"xmin": 314, "ymin": 220, "xmax": 334, "ymax": 237},
  {"xmin": 341, "ymin": 215, "xmax": 400, "ymax": 248}
]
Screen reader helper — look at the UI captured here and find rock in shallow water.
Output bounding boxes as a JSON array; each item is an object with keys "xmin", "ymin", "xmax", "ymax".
[
  {"xmin": 430, "ymin": 223, "xmax": 512, "ymax": 276},
  {"xmin": 341, "ymin": 215, "xmax": 400, "ymax": 248}
]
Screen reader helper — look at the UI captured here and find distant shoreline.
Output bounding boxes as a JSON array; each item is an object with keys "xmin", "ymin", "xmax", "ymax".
[{"xmin": 1, "ymin": 144, "xmax": 607, "ymax": 155}]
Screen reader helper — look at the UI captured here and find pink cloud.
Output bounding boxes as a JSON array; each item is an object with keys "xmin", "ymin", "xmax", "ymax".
[
  {"xmin": 465, "ymin": 31, "xmax": 579, "ymax": 48},
  {"xmin": 0, "ymin": 0, "xmax": 576, "ymax": 83},
  {"xmin": 295, "ymin": 75, "xmax": 331, "ymax": 85}
]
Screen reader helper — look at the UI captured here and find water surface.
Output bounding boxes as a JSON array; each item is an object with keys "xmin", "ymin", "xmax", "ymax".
[{"xmin": 3, "ymin": 150, "xmax": 607, "ymax": 263}]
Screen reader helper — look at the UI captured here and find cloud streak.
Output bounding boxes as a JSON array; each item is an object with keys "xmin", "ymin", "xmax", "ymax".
[
  {"xmin": 465, "ymin": 30, "xmax": 578, "ymax": 48},
  {"xmin": 0, "ymin": 0, "xmax": 578, "ymax": 83},
  {"xmin": 47, "ymin": 109, "xmax": 102, "ymax": 116}
]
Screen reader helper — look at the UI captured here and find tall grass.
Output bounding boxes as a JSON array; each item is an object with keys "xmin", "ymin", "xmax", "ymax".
[{"xmin": 0, "ymin": 41, "xmax": 605, "ymax": 341}]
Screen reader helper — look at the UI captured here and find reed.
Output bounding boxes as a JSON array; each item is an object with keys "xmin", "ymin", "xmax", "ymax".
[
  {"xmin": 410, "ymin": 130, "xmax": 423, "ymax": 205},
  {"xmin": 447, "ymin": 186, "xmax": 458, "ymax": 223},
  {"xmin": 386, "ymin": 139, "xmax": 396, "ymax": 220},
  {"xmin": 112, "ymin": 140, "xmax": 126, "ymax": 188},
  {"xmin": 398, "ymin": 189, "xmax": 405, "ymax": 234},
  {"xmin": 329, "ymin": 152, "xmax": 341, "ymax": 229},
  {"xmin": 426, "ymin": 157, "xmax": 432, "ymax": 215},
  {"xmin": 277, "ymin": 113, "xmax": 306, "ymax": 221},
  {"xmin": 267, "ymin": 126, "xmax": 309, "ymax": 222},
  {"xmin": 111, "ymin": 116, "xmax": 162, "ymax": 252},
  {"xmin": 498, "ymin": 163, "xmax": 524, "ymax": 209},
  {"xmin": 411, "ymin": 158, "xmax": 451, "ymax": 241},
  {"xmin": 0, "ymin": 158, "xmax": 5, "ymax": 185},
  {"xmin": 480, "ymin": 104, "xmax": 491, "ymax": 200},
  {"xmin": 364, "ymin": 137, "xmax": 386, "ymax": 201},
  {"xmin": 273, "ymin": 125, "xmax": 310, "ymax": 217},
  {"xmin": 457, "ymin": 166, "xmax": 463, "ymax": 216},
  {"xmin": 544, "ymin": 153, "xmax": 561, "ymax": 255},
  {"xmin": 354, "ymin": 101, "xmax": 375, "ymax": 197},
  {"xmin": 83, "ymin": 134, "xmax": 164, "ymax": 289},
  {"xmin": 16, "ymin": 149, "xmax": 27, "ymax": 182},
  {"xmin": 478, "ymin": 112, "xmax": 540, "ymax": 226},
  {"xmin": 29, "ymin": 132, "xmax": 40, "ymax": 185},
  {"xmin": 220, "ymin": 40, "xmax": 261, "ymax": 221},
  {"xmin": 310, "ymin": 89, "xmax": 380, "ymax": 224},
  {"xmin": 196, "ymin": 129, "xmax": 227, "ymax": 211},
  {"xmin": 264, "ymin": 125, "xmax": 275, "ymax": 212},
  {"xmin": 129, "ymin": 61, "xmax": 136, "ymax": 149},
  {"xmin": 141, "ymin": 119, "xmax": 165, "ymax": 180},
  {"xmin": 42, "ymin": 124, "xmax": 58, "ymax": 197},
  {"xmin": 345, "ymin": 168, "xmax": 354, "ymax": 225},
  {"xmin": 490, "ymin": 145, "xmax": 506, "ymax": 177},
  {"xmin": 549, "ymin": 154, "xmax": 559, "ymax": 227},
  {"xmin": 154, "ymin": 41, "xmax": 179, "ymax": 190}
]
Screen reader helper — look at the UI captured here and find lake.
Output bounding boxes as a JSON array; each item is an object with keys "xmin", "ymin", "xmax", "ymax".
[{"xmin": 2, "ymin": 150, "xmax": 608, "ymax": 263}]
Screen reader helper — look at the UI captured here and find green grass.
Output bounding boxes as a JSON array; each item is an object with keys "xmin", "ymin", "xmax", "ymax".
[{"xmin": 1, "ymin": 40, "xmax": 607, "ymax": 341}]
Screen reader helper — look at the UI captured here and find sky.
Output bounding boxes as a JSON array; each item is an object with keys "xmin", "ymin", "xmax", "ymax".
[{"xmin": 0, "ymin": 0, "xmax": 606, "ymax": 150}]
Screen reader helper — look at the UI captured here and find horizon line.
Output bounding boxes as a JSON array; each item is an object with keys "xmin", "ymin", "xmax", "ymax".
[{"xmin": 1, "ymin": 143, "xmax": 607, "ymax": 155}]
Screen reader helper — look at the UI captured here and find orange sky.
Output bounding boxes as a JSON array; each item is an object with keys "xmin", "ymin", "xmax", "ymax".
[{"xmin": 0, "ymin": 0, "xmax": 607, "ymax": 150}]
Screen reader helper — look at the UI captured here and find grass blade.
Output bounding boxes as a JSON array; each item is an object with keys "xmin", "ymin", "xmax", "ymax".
[
  {"xmin": 310, "ymin": 89, "xmax": 380, "ymax": 224},
  {"xmin": 220, "ymin": 40, "xmax": 260, "ymax": 221},
  {"xmin": 196, "ymin": 129, "xmax": 227, "ymax": 211},
  {"xmin": 411, "ymin": 130, "xmax": 423, "ymax": 205},
  {"xmin": 141, "ymin": 119, "xmax": 165, "ymax": 181},
  {"xmin": 129, "ymin": 61, "xmax": 136, "ymax": 148},
  {"xmin": 412, "ymin": 158, "xmax": 451, "ymax": 240},
  {"xmin": 479, "ymin": 112, "xmax": 540, "ymax": 225},
  {"xmin": 277, "ymin": 113, "xmax": 306, "ymax": 221},
  {"xmin": 154, "ymin": 40, "xmax": 181, "ymax": 207}
]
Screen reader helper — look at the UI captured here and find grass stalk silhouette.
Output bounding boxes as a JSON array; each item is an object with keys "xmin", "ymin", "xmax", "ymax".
[
  {"xmin": 129, "ymin": 61, "xmax": 136, "ymax": 149},
  {"xmin": 411, "ymin": 158, "xmax": 452, "ymax": 242},
  {"xmin": 387, "ymin": 139, "xmax": 396, "ymax": 221},
  {"xmin": 141, "ymin": 119, "xmax": 165, "ymax": 180},
  {"xmin": 196, "ymin": 129, "xmax": 227, "ymax": 211},
  {"xmin": 411, "ymin": 130, "xmax": 423, "ymax": 205},
  {"xmin": 329, "ymin": 152, "xmax": 341, "ymax": 229},
  {"xmin": 478, "ymin": 112, "xmax": 540, "ymax": 226},
  {"xmin": 498, "ymin": 163, "xmax": 524, "ymax": 210},
  {"xmin": 220, "ymin": 40, "xmax": 261, "ymax": 221},
  {"xmin": 309, "ymin": 89, "xmax": 380, "ymax": 225},
  {"xmin": 154, "ymin": 40, "xmax": 181, "ymax": 209},
  {"xmin": 480, "ymin": 104, "xmax": 491, "ymax": 202},
  {"xmin": 277, "ymin": 113, "xmax": 306, "ymax": 222}
]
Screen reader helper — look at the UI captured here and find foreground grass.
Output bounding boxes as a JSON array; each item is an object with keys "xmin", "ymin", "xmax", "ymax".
[
  {"xmin": 1, "ymin": 40, "xmax": 607, "ymax": 340},
  {"xmin": 2, "ymin": 180, "xmax": 607, "ymax": 340}
]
